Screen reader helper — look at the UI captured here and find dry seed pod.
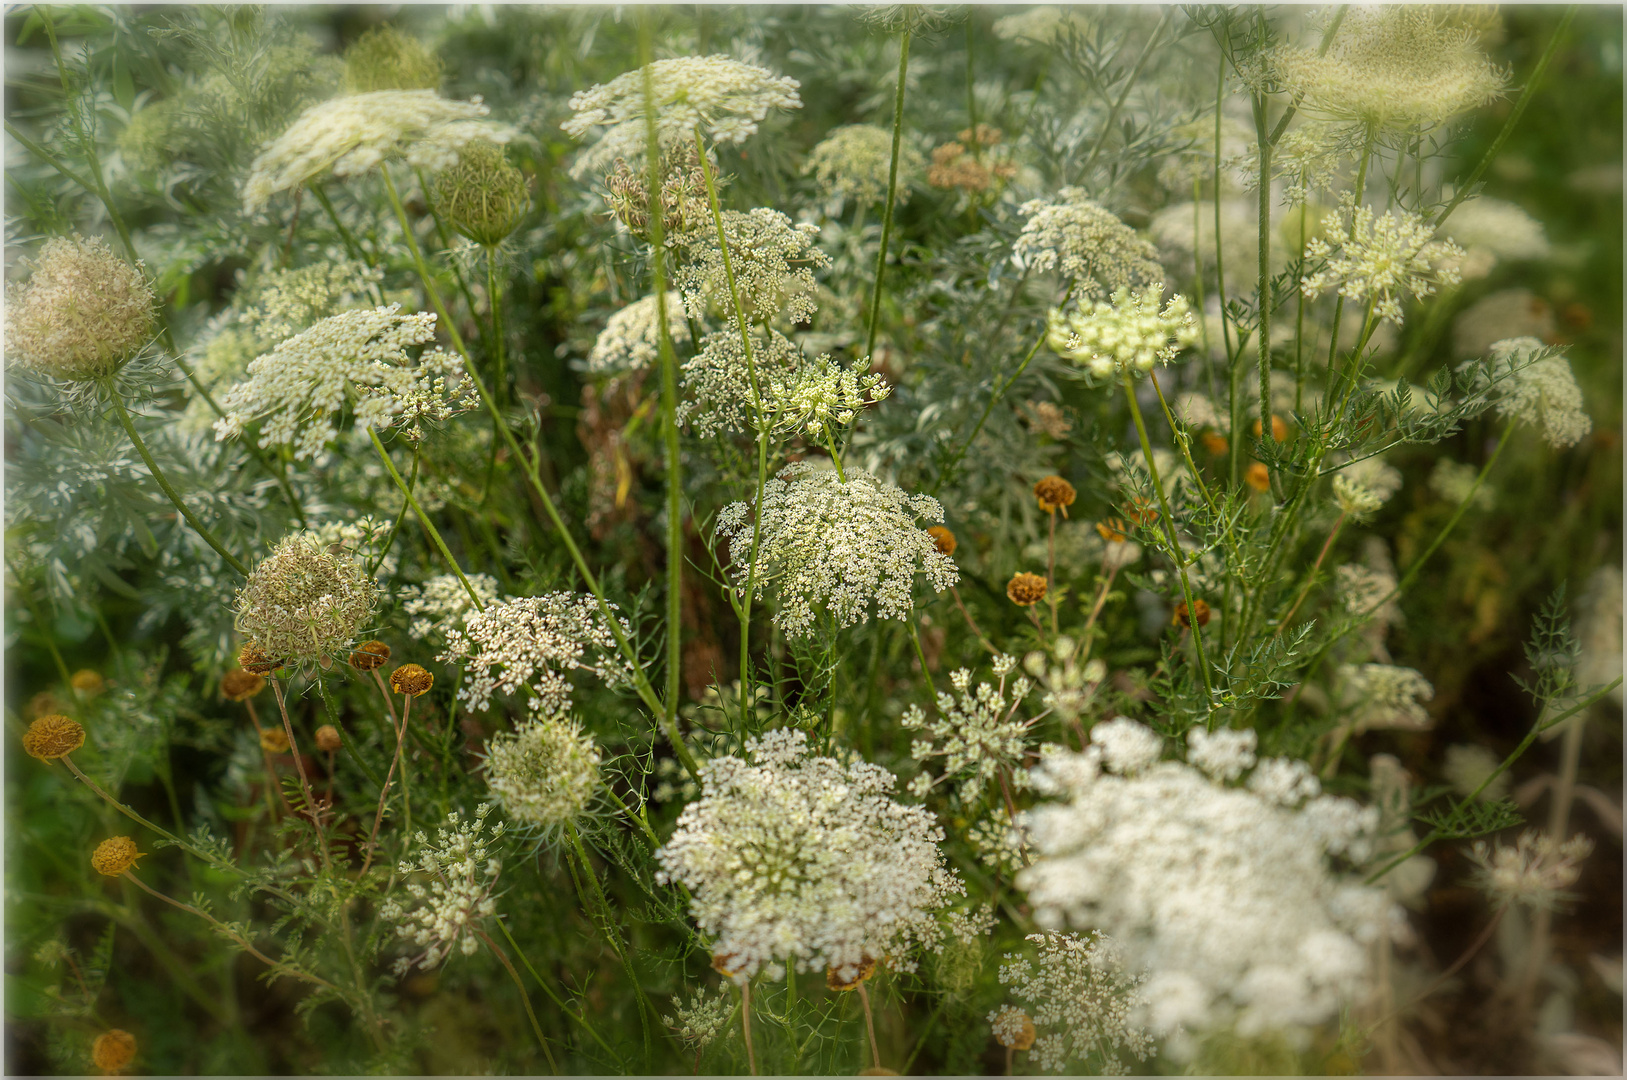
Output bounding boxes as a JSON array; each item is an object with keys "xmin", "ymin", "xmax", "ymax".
[
  {"xmin": 389, "ymin": 664, "xmax": 434, "ymax": 697},
  {"xmin": 926, "ymin": 525, "xmax": 957, "ymax": 557},
  {"xmin": 22, "ymin": 714, "xmax": 85, "ymax": 760},
  {"xmin": 1007, "ymin": 572, "xmax": 1048, "ymax": 607},
  {"xmin": 349, "ymin": 640, "xmax": 391, "ymax": 672}
]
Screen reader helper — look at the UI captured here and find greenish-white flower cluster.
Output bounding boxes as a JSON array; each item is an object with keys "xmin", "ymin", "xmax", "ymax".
[
  {"xmin": 234, "ymin": 532, "xmax": 379, "ymax": 666},
  {"xmin": 996, "ymin": 931, "xmax": 1153, "ymax": 1074},
  {"xmin": 587, "ymin": 292, "xmax": 692, "ymax": 375},
  {"xmin": 379, "ymin": 804, "xmax": 505, "ymax": 974},
  {"xmin": 1046, "ymin": 286, "xmax": 1199, "ymax": 379},
  {"xmin": 654, "ymin": 728, "xmax": 966, "ymax": 983},
  {"xmin": 213, "ymin": 306, "xmax": 476, "ymax": 461},
  {"xmin": 483, "ymin": 716, "xmax": 601, "ymax": 835},
  {"xmin": 1013, "ymin": 190, "xmax": 1163, "ymax": 295},
  {"xmin": 673, "ymin": 208, "xmax": 830, "ymax": 325},
  {"xmin": 5, "ymin": 235, "xmax": 156, "ymax": 382},
  {"xmin": 439, "ymin": 593, "xmax": 634, "ymax": 717},
  {"xmin": 905, "ymin": 654, "xmax": 1037, "ymax": 807},
  {"xmin": 763, "ymin": 353, "xmax": 890, "ymax": 438},
  {"xmin": 1301, "ymin": 201, "xmax": 1465, "ymax": 325},
  {"xmin": 1473, "ymin": 338, "xmax": 1592, "ymax": 449},
  {"xmin": 803, "ymin": 123, "xmax": 922, "ymax": 209},
  {"xmin": 1332, "ymin": 456, "xmax": 1404, "ymax": 518},
  {"xmin": 716, "ymin": 462, "xmax": 959, "ymax": 639},
  {"xmin": 1337, "ymin": 663, "xmax": 1434, "ymax": 734}
]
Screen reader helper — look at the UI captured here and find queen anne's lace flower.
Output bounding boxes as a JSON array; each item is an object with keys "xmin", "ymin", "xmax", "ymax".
[
  {"xmin": 587, "ymin": 292, "xmax": 691, "ymax": 375},
  {"xmin": 1046, "ymin": 287, "xmax": 1199, "ymax": 380},
  {"xmin": 1337, "ymin": 663, "xmax": 1434, "ymax": 733},
  {"xmin": 1301, "ymin": 200, "xmax": 1465, "ymax": 325},
  {"xmin": 1269, "ymin": 6, "xmax": 1506, "ymax": 134},
  {"xmin": 1468, "ymin": 338, "xmax": 1592, "ymax": 449},
  {"xmin": 483, "ymin": 715, "xmax": 600, "ymax": 835},
  {"xmin": 402, "ymin": 572, "xmax": 501, "ymax": 642},
  {"xmin": 379, "ymin": 804, "xmax": 505, "ymax": 973},
  {"xmin": 563, "ymin": 55, "xmax": 801, "ymax": 178},
  {"xmin": 716, "ymin": 462, "xmax": 959, "ymax": 639},
  {"xmin": 678, "ymin": 328, "xmax": 800, "ymax": 437},
  {"xmin": 804, "ymin": 124, "xmax": 923, "ymax": 209},
  {"xmin": 763, "ymin": 353, "xmax": 890, "ymax": 438},
  {"xmin": 213, "ymin": 306, "xmax": 476, "ymax": 462},
  {"xmin": 672, "ymin": 209, "xmax": 830, "ymax": 325},
  {"xmin": 654, "ymin": 728, "xmax": 966, "ymax": 983},
  {"xmin": 439, "ymin": 594, "xmax": 633, "ymax": 717},
  {"xmin": 1013, "ymin": 191, "xmax": 1163, "ymax": 295},
  {"xmin": 1020, "ymin": 723, "xmax": 1395, "ymax": 1057},
  {"xmin": 5, "ymin": 235, "xmax": 156, "ymax": 382},
  {"xmin": 1332, "ymin": 456, "xmax": 1404, "ymax": 518},
  {"xmin": 242, "ymin": 90, "xmax": 510, "ymax": 212},
  {"xmin": 1440, "ymin": 196, "xmax": 1550, "ymax": 279},
  {"xmin": 664, "ymin": 986, "xmax": 734, "ymax": 1050},
  {"xmin": 997, "ymin": 932, "xmax": 1154, "ymax": 1074},
  {"xmin": 905, "ymin": 654, "xmax": 1037, "ymax": 806},
  {"xmin": 1468, "ymin": 830, "xmax": 1594, "ymax": 911},
  {"xmin": 234, "ymin": 532, "xmax": 378, "ymax": 666},
  {"xmin": 1186, "ymin": 727, "xmax": 1258, "ymax": 782}
]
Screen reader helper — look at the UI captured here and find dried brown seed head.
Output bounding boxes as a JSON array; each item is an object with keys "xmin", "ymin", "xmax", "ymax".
[
  {"xmin": 91, "ymin": 837, "xmax": 143, "ymax": 877},
  {"xmin": 314, "ymin": 724, "xmax": 343, "ymax": 753},
  {"xmin": 23, "ymin": 714, "xmax": 85, "ymax": 760},
  {"xmin": 349, "ymin": 640, "xmax": 392, "ymax": 672},
  {"xmin": 221, "ymin": 668, "xmax": 267, "ymax": 701},
  {"xmin": 1007, "ymin": 572, "xmax": 1048, "ymax": 607},
  {"xmin": 389, "ymin": 663, "xmax": 434, "ymax": 697}
]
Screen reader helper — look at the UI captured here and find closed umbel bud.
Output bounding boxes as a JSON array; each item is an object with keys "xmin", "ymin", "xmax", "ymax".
[
  {"xmin": 389, "ymin": 663, "xmax": 434, "ymax": 697},
  {"xmin": 221, "ymin": 668, "xmax": 267, "ymax": 701},
  {"xmin": 349, "ymin": 640, "xmax": 392, "ymax": 672},
  {"xmin": 22, "ymin": 714, "xmax": 85, "ymax": 760},
  {"xmin": 237, "ymin": 643, "xmax": 283, "ymax": 676},
  {"xmin": 436, "ymin": 140, "xmax": 529, "ymax": 246},
  {"xmin": 92, "ymin": 1029, "xmax": 137, "ymax": 1074},
  {"xmin": 926, "ymin": 525, "xmax": 957, "ymax": 557},
  {"xmin": 343, "ymin": 24, "xmax": 442, "ymax": 93},
  {"xmin": 5, "ymin": 235, "xmax": 156, "ymax": 382},
  {"xmin": 91, "ymin": 837, "xmax": 144, "ymax": 877},
  {"xmin": 315, "ymin": 724, "xmax": 343, "ymax": 752},
  {"xmin": 1007, "ymin": 572, "xmax": 1048, "ymax": 607},
  {"xmin": 1033, "ymin": 475, "xmax": 1077, "ymax": 516},
  {"xmin": 1174, "ymin": 599, "xmax": 1212, "ymax": 628}
]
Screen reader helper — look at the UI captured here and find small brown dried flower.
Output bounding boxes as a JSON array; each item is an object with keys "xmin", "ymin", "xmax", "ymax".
[
  {"xmin": 1246, "ymin": 462, "xmax": 1271, "ymax": 492},
  {"xmin": 1096, "ymin": 518, "xmax": 1130, "ymax": 543},
  {"xmin": 1173, "ymin": 599, "xmax": 1212, "ymax": 628},
  {"xmin": 1033, "ymin": 476, "xmax": 1077, "ymax": 516},
  {"xmin": 221, "ymin": 668, "xmax": 267, "ymax": 701},
  {"xmin": 826, "ymin": 956, "xmax": 876, "ymax": 991},
  {"xmin": 92, "ymin": 1029, "xmax": 137, "ymax": 1074},
  {"xmin": 237, "ymin": 643, "xmax": 283, "ymax": 676},
  {"xmin": 926, "ymin": 525, "xmax": 958, "ymax": 557},
  {"xmin": 70, "ymin": 669, "xmax": 105, "ymax": 696},
  {"xmin": 1252, "ymin": 415, "xmax": 1289, "ymax": 442},
  {"xmin": 91, "ymin": 837, "xmax": 144, "ymax": 877},
  {"xmin": 23, "ymin": 714, "xmax": 85, "ymax": 760},
  {"xmin": 389, "ymin": 663, "xmax": 434, "ymax": 697},
  {"xmin": 259, "ymin": 727, "xmax": 291, "ymax": 754},
  {"xmin": 314, "ymin": 724, "xmax": 343, "ymax": 753},
  {"xmin": 1007, "ymin": 572, "xmax": 1048, "ymax": 607},
  {"xmin": 349, "ymin": 640, "xmax": 392, "ymax": 672},
  {"xmin": 991, "ymin": 1005, "xmax": 1037, "ymax": 1050}
]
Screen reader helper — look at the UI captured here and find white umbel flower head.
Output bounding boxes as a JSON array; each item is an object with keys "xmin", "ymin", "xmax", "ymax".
[
  {"xmin": 655, "ymin": 728, "xmax": 967, "ymax": 983},
  {"xmin": 1332, "ymin": 456, "xmax": 1404, "ymax": 518},
  {"xmin": 212, "ymin": 306, "xmax": 476, "ymax": 462},
  {"xmin": 673, "ymin": 208, "xmax": 830, "ymax": 325},
  {"xmin": 242, "ymin": 90, "xmax": 511, "ymax": 212},
  {"xmin": 1269, "ymin": 6, "xmax": 1506, "ymax": 134},
  {"xmin": 1019, "ymin": 723, "xmax": 1395, "ymax": 1057},
  {"xmin": 1468, "ymin": 830, "xmax": 1594, "ymax": 911},
  {"xmin": 438, "ymin": 593, "xmax": 634, "ymax": 717},
  {"xmin": 804, "ymin": 124, "xmax": 923, "ymax": 209},
  {"xmin": 763, "ymin": 353, "xmax": 890, "ymax": 438},
  {"xmin": 1440, "ymin": 196, "xmax": 1550, "ymax": 280},
  {"xmin": 1046, "ymin": 286, "xmax": 1200, "ymax": 380},
  {"xmin": 1337, "ymin": 663, "xmax": 1434, "ymax": 734},
  {"xmin": 1013, "ymin": 190, "xmax": 1163, "ymax": 296},
  {"xmin": 996, "ymin": 931, "xmax": 1154, "ymax": 1074},
  {"xmin": 587, "ymin": 292, "xmax": 691, "ymax": 375},
  {"xmin": 1471, "ymin": 338, "xmax": 1592, "ymax": 449},
  {"xmin": 563, "ymin": 55, "xmax": 802, "ymax": 179},
  {"xmin": 1186, "ymin": 727, "xmax": 1258, "ymax": 782},
  {"xmin": 5, "ymin": 235, "xmax": 156, "ymax": 382},
  {"xmin": 1301, "ymin": 199, "xmax": 1464, "ymax": 325},
  {"xmin": 235, "ymin": 532, "xmax": 379, "ymax": 667},
  {"xmin": 483, "ymin": 716, "xmax": 601, "ymax": 836},
  {"xmin": 904, "ymin": 654, "xmax": 1036, "ymax": 805},
  {"xmin": 402, "ymin": 572, "xmax": 502, "ymax": 642},
  {"xmin": 378, "ymin": 804, "xmax": 505, "ymax": 973},
  {"xmin": 715, "ymin": 462, "xmax": 959, "ymax": 639}
]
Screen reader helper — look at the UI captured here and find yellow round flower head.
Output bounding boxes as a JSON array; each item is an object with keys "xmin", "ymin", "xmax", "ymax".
[
  {"xmin": 259, "ymin": 727, "xmax": 291, "ymax": 754},
  {"xmin": 91, "ymin": 837, "xmax": 144, "ymax": 877},
  {"xmin": 221, "ymin": 668, "xmax": 267, "ymax": 701},
  {"xmin": 390, "ymin": 663, "xmax": 434, "ymax": 697},
  {"xmin": 315, "ymin": 725, "xmax": 343, "ymax": 753},
  {"xmin": 349, "ymin": 640, "xmax": 392, "ymax": 672},
  {"xmin": 1033, "ymin": 476, "xmax": 1077, "ymax": 516},
  {"xmin": 1007, "ymin": 572, "xmax": 1048, "ymax": 607},
  {"xmin": 92, "ymin": 1029, "xmax": 137, "ymax": 1074},
  {"xmin": 70, "ymin": 669, "xmax": 105, "ymax": 696},
  {"xmin": 23, "ymin": 714, "xmax": 85, "ymax": 760}
]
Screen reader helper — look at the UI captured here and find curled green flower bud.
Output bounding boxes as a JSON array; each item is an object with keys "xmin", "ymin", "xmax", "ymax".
[
  {"xmin": 343, "ymin": 25, "xmax": 442, "ymax": 93},
  {"xmin": 434, "ymin": 140, "xmax": 529, "ymax": 246}
]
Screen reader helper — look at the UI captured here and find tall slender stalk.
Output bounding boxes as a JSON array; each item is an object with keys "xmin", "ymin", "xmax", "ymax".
[
  {"xmin": 367, "ymin": 428, "xmax": 485, "ymax": 611},
  {"xmin": 865, "ymin": 27, "xmax": 912, "ymax": 359},
  {"xmin": 478, "ymin": 928, "xmax": 561, "ymax": 1074}
]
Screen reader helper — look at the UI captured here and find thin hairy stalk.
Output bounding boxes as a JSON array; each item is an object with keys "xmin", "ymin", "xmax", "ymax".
[
  {"xmin": 1077, "ymin": 562, "xmax": 1123, "ymax": 668},
  {"xmin": 367, "ymin": 427, "xmax": 485, "ymax": 611},
  {"xmin": 1079, "ymin": 11, "xmax": 1169, "ymax": 179},
  {"xmin": 416, "ymin": 164, "xmax": 491, "ymax": 358},
  {"xmin": 1437, "ymin": 7, "xmax": 1577, "ymax": 227},
  {"xmin": 121, "ymin": 871, "xmax": 339, "ymax": 993},
  {"xmin": 1191, "ymin": 177, "xmax": 1221, "ymax": 404},
  {"xmin": 1122, "ymin": 372, "xmax": 1214, "ymax": 703},
  {"xmin": 1294, "ymin": 185, "xmax": 1309, "ymax": 412},
  {"xmin": 566, "ymin": 821, "xmax": 654, "ymax": 1063},
  {"xmin": 822, "ymin": 421, "xmax": 849, "ymax": 481},
  {"xmin": 368, "ymin": 669, "xmax": 410, "ymax": 834},
  {"xmin": 907, "ymin": 618, "xmax": 938, "ymax": 699},
  {"xmin": 1522, "ymin": 702, "xmax": 1589, "ymax": 1002},
  {"xmin": 104, "ymin": 381, "xmax": 249, "ymax": 576},
  {"xmin": 1364, "ymin": 678, "xmax": 1622, "ymax": 884},
  {"xmin": 309, "ymin": 184, "xmax": 365, "ymax": 264},
  {"xmin": 1149, "ymin": 371, "xmax": 1243, "ymax": 564},
  {"xmin": 692, "ymin": 130, "xmax": 775, "ymax": 714},
  {"xmin": 386, "ymin": 159, "xmax": 692, "ymax": 777},
  {"xmin": 865, "ymin": 27, "xmax": 912, "ymax": 359},
  {"xmin": 486, "ymin": 246, "xmax": 510, "ymax": 405},
  {"xmin": 741, "ymin": 981, "xmax": 759, "ymax": 1076},
  {"xmin": 1367, "ymin": 907, "xmax": 1505, "ymax": 1036},
  {"xmin": 952, "ymin": 587, "xmax": 998, "ymax": 654},
  {"xmin": 360, "ymin": 694, "xmax": 411, "ymax": 876},
  {"xmin": 268, "ymin": 678, "xmax": 330, "ymax": 870},
  {"xmin": 856, "ymin": 981, "xmax": 882, "ymax": 1071},
  {"xmin": 478, "ymin": 929, "xmax": 561, "ymax": 1073},
  {"xmin": 496, "ymin": 916, "xmax": 626, "ymax": 1068},
  {"xmin": 1273, "ymin": 510, "xmax": 1347, "ymax": 637},
  {"xmin": 1252, "ymin": 91, "xmax": 1277, "ymax": 492},
  {"xmin": 7, "ymin": 560, "xmax": 72, "ymax": 685},
  {"xmin": 1213, "ymin": 44, "xmax": 1240, "ymax": 485},
  {"xmin": 370, "ymin": 445, "xmax": 419, "ymax": 576}
]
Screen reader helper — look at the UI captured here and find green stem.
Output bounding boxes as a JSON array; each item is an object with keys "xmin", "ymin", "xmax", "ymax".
[
  {"xmin": 487, "ymin": 246, "xmax": 510, "ymax": 406},
  {"xmin": 479, "ymin": 929, "xmax": 561, "ymax": 1074},
  {"xmin": 566, "ymin": 821, "xmax": 654, "ymax": 1066},
  {"xmin": 822, "ymin": 421, "xmax": 848, "ymax": 481},
  {"xmin": 1079, "ymin": 11, "xmax": 1167, "ymax": 180},
  {"xmin": 7, "ymin": 558, "xmax": 73, "ymax": 686},
  {"xmin": 1123, "ymin": 371, "xmax": 1214, "ymax": 705},
  {"xmin": 366, "ymin": 428, "xmax": 484, "ymax": 611},
  {"xmin": 865, "ymin": 27, "xmax": 912, "ymax": 359},
  {"xmin": 309, "ymin": 184, "xmax": 364, "ymax": 264},
  {"xmin": 105, "ymin": 382, "xmax": 248, "ymax": 576},
  {"xmin": 496, "ymin": 916, "xmax": 625, "ymax": 1068},
  {"xmin": 907, "ymin": 618, "xmax": 937, "ymax": 699},
  {"xmin": 370, "ymin": 445, "xmax": 419, "ymax": 577},
  {"xmin": 1253, "ymin": 91, "xmax": 1275, "ymax": 489}
]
